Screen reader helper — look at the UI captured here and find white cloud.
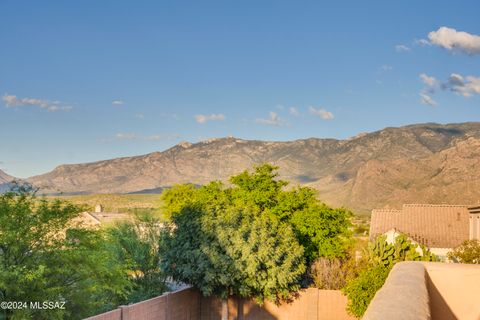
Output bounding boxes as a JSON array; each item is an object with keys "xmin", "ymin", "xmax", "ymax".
[
  {"xmin": 115, "ymin": 132, "xmax": 181, "ymax": 141},
  {"xmin": 442, "ymin": 73, "xmax": 480, "ymax": 97},
  {"xmin": 419, "ymin": 93, "xmax": 437, "ymax": 107},
  {"xmin": 195, "ymin": 113, "xmax": 226, "ymax": 124},
  {"xmin": 395, "ymin": 44, "xmax": 411, "ymax": 52},
  {"xmin": 2, "ymin": 94, "xmax": 72, "ymax": 112},
  {"xmin": 116, "ymin": 133, "xmax": 137, "ymax": 140},
  {"xmin": 145, "ymin": 134, "xmax": 182, "ymax": 141},
  {"xmin": 414, "ymin": 38, "xmax": 431, "ymax": 46},
  {"xmin": 419, "ymin": 73, "xmax": 437, "ymax": 87},
  {"xmin": 309, "ymin": 106, "xmax": 334, "ymax": 120},
  {"xmin": 255, "ymin": 111, "xmax": 287, "ymax": 126},
  {"xmin": 289, "ymin": 107, "xmax": 300, "ymax": 116},
  {"xmin": 381, "ymin": 65, "xmax": 393, "ymax": 72},
  {"xmin": 428, "ymin": 27, "xmax": 480, "ymax": 55},
  {"xmin": 112, "ymin": 100, "xmax": 124, "ymax": 105}
]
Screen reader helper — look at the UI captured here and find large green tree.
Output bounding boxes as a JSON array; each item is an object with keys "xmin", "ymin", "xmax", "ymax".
[
  {"xmin": 0, "ymin": 185, "xmax": 129, "ymax": 320},
  {"xmin": 160, "ymin": 164, "xmax": 352, "ymax": 319},
  {"xmin": 162, "ymin": 164, "xmax": 352, "ymax": 262}
]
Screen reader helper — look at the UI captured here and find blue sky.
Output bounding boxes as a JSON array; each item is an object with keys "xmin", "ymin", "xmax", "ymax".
[{"xmin": 1, "ymin": 1, "xmax": 479, "ymax": 178}]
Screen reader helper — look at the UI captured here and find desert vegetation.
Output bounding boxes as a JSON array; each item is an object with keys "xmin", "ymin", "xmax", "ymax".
[{"xmin": 0, "ymin": 165, "xmax": 449, "ymax": 320}]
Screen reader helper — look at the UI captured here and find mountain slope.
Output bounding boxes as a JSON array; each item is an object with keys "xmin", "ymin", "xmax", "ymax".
[
  {"xmin": 28, "ymin": 122, "xmax": 480, "ymax": 213},
  {"xmin": 0, "ymin": 169, "xmax": 16, "ymax": 192},
  {"xmin": 0, "ymin": 169, "xmax": 14, "ymax": 184}
]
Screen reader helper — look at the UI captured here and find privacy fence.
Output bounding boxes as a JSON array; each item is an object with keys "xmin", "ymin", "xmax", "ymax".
[{"xmin": 85, "ymin": 287, "xmax": 355, "ymax": 320}]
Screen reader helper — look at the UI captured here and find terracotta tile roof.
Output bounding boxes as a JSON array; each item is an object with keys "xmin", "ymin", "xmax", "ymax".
[{"xmin": 370, "ymin": 204, "xmax": 470, "ymax": 248}]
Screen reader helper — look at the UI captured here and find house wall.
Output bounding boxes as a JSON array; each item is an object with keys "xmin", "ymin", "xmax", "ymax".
[{"xmin": 85, "ymin": 288, "xmax": 354, "ymax": 320}]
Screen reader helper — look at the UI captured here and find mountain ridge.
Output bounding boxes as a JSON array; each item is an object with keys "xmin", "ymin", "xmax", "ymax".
[{"xmin": 25, "ymin": 122, "xmax": 480, "ymax": 213}]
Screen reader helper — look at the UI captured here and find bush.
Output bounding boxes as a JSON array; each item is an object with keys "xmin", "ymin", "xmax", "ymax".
[
  {"xmin": 310, "ymin": 239, "xmax": 368, "ymax": 290},
  {"xmin": 447, "ymin": 240, "xmax": 480, "ymax": 264},
  {"xmin": 342, "ymin": 265, "xmax": 390, "ymax": 317},
  {"xmin": 107, "ymin": 215, "xmax": 168, "ymax": 303},
  {"xmin": 343, "ymin": 234, "xmax": 437, "ymax": 318},
  {"xmin": 310, "ymin": 258, "xmax": 347, "ymax": 289}
]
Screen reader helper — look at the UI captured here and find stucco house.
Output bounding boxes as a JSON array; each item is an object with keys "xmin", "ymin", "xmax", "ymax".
[{"xmin": 370, "ymin": 204, "xmax": 480, "ymax": 259}]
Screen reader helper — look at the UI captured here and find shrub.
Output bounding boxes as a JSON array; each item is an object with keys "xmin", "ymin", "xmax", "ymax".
[
  {"xmin": 343, "ymin": 234, "xmax": 437, "ymax": 317},
  {"xmin": 310, "ymin": 257, "xmax": 347, "ymax": 289},
  {"xmin": 447, "ymin": 240, "xmax": 480, "ymax": 264},
  {"xmin": 342, "ymin": 265, "xmax": 390, "ymax": 317}
]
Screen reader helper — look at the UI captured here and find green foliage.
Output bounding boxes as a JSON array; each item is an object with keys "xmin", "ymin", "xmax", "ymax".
[
  {"xmin": 162, "ymin": 164, "xmax": 352, "ymax": 263},
  {"xmin": 161, "ymin": 205, "xmax": 306, "ymax": 303},
  {"xmin": 343, "ymin": 234, "xmax": 438, "ymax": 318},
  {"xmin": 107, "ymin": 215, "xmax": 168, "ymax": 303},
  {"xmin": 160, "ymin": 184, "xmax": 198, "ymax": 220},
  {"xmin": 0, "ymin": 184, "xmax": 129, "ymax": 320},
  {"xmin": 161, "ymin": 165, "xmax": 312, "ymax": 303},
  {"xmin": 310, "ymin": 239, "xmax": 369, "ymax": 290},
  {"xmin": 343, "ymin": 265, "xmax": 390, "ymax": 318},
  {"xmin": 367, "ymin": 234, "xmax": 437, "ymax": 268},
  {"xmin": 448, "ymin": 240, "xmax": 480, "ymax": 264}
]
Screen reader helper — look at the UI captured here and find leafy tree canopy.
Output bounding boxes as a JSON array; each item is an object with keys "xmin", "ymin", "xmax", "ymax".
[
  {"xmin": 107, "ymin": 215, "xmax": 168, "ymax": 304},
  {"xmin": 162, "ymin": 164, "xmax": 352, "ymax": 262},
  {"xmin": 0, "ymin": 184, "xmax": 129, "ymax": 320}
]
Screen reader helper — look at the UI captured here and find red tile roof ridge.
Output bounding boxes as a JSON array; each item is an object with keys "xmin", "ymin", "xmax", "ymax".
[{"xmin": 402, "ymin": 204, "xmax": 470, "ymax": 208}]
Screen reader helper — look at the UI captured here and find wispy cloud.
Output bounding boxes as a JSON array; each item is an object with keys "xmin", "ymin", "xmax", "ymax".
[
  {"xmin": 2, "ymin": 94, "xmax": 72, "ymax": 112},
  {"xmin": 116, "ymin": 133, "xmax": 137, "ymax": 140},
  {"xmin": 441, "ymin": 73, "xmax": 480, "ymax": 97},
  {"xmin": 256, "ymin": 111, "xmax": 287, "ymax": 126},
  {"xmin": 309, "ymin": 106, "xmax": 334, "ymax": 120},
  {"xmin": 289, "ymin": 107, "xmax": 300, "ymax": 116},
  {"xmin": 194, "ymin": 113, "xmax": 226, "ymax": 124},
  {"xmin": 145, "ymin": 134, "xmax": 182, "ymax": 141},
  {"xmin": 381, "ymin": 65, "xmax": 393, "ymax": 72},
  {"xmin": 135, "ymin": 113, "xmax": 144, "ymax": 119},
  {"xmin": 414, "ymin": 38, "xmax": 431, "ymax": 46},
  {"xmin": 395, "ymin": 44, "xmax": 411, "ymax": 52},
  {"xmin": 419, "ymin": 73, "xmax": 437, "ymax": 88},
  {"xmin": 112, "ymin": 100, "xmax": 124, "ymax": 106},
  {"xmin": 428, "ymin": 27, "xmax": 480, "ymax": 55},
  {"xmin": 114, "ymin": 133, "xmax": 182, "ymax": 141},
  {"xmin": 419, "ymin": 93, "xmax": 437, "ymax": 107}
]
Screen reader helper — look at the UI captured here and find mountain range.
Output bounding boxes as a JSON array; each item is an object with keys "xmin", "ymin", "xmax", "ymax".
[{"xmin": 2, "ymin": 122, "xmax": 480, "ymax": 213}]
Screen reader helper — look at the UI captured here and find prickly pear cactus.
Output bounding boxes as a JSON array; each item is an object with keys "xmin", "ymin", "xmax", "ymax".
[{"xmin": 367, "ymin": 234, "xmax": 437, "ymax": 268}]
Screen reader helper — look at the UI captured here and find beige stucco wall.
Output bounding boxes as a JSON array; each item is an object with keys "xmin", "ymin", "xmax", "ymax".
[
  {"xmin": 363, "ymin": 261, "xmax": 480, "ymax": 320},
  {"xmin": 425, "ymin": 262, "xmax": 480, "ymax": 320}
]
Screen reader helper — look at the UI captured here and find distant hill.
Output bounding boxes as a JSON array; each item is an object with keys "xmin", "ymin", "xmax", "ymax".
[
  {"xmin": 0, "ymin": 169, "xmax": 15, "ymax": 192},
  {"xmin": 27, "ymin": 122, "xmax": 480, "ymax": 213}
]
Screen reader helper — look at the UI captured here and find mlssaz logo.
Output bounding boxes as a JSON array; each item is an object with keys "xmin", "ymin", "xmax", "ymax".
[{"xmin": 30, "ymin": 301, "xmax": 66, "ymax": 310}]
